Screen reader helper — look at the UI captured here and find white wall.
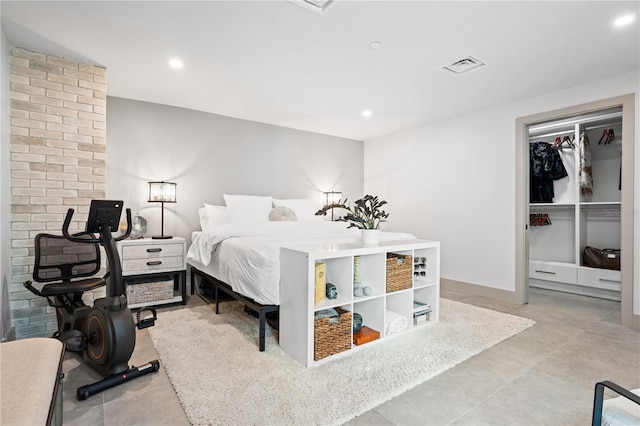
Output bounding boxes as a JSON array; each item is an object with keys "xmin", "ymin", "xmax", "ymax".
[
  {"xmin": 106, "ymin": 97, "xmax": 364, "ymax": 242},
  {"xmin": 364, "ymin": 72, "xmax": 640, "ymax": 314},
  {"xmin": 1, "ymin": 26, "xmax": 12, "ymax": 339}
]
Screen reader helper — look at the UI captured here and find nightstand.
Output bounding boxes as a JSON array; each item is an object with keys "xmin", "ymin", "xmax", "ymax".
[{"xmin": 117, "ymin": 237, "xmax": 187, "ymax": 308}]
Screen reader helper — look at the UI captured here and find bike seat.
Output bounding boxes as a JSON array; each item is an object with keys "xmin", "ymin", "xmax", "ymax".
[{"xmin": 38, "ymin": 277, "xmax": 106, "ymax": 296}]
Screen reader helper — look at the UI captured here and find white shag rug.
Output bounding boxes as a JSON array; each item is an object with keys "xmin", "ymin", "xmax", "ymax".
[{"xmin": 149, "ymin": 299, "xmax": 535, "ymax": 426}]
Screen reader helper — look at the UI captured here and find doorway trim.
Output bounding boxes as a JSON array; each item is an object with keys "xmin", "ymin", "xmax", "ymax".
[{"xmin": 515, "ymin": 94, "xmax": 636, "ymax": 329}]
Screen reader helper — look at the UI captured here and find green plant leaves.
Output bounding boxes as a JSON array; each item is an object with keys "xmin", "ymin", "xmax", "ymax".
[
  {"xmin": 314, "ymin": 194, "xmax": 389, "ymax": 229},
  {"xmin": 343, "ymin": 194, "xmax": 389, "ymax": 229}
]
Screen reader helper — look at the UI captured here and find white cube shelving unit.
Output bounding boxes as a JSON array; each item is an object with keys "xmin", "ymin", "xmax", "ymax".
[{"xmin": 279, "ymin": 239, "xmax": 440, "ymax": 367}]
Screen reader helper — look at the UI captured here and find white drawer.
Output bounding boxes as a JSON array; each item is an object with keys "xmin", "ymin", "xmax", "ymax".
[
  {"xmin": 577, "ymin": 267, "xmax": 621, "ymax": 291},
  {"xmin": 529, "ymin": 261, "xmax": 576, "ymax": 284},
  {"xmin": 122, "ymin": 243, "xmax": 183, "ymax": 260},
  {"xmin": 122, "ymin": 256, "xmax": 184, "ymax": 274}
]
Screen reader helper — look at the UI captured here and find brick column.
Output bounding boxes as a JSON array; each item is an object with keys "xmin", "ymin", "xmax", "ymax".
[{"xmin": 9, "ymin": 47, "xmax": 107, "ymax": 338}]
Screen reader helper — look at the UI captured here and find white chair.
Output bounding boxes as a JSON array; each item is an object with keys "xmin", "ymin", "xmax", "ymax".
[{"xmin": 592, "ymin": 381, "xmax": 640, "ymax": 426}]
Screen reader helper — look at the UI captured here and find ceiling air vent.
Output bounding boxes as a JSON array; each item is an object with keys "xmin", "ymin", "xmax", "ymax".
[
  {"xmin": 441, "ymin": 56, "xmax": 486, "ymax": 76},
  {"xmin": 289, "ymin": 0, "xmax": 336, "ymax": 15}
]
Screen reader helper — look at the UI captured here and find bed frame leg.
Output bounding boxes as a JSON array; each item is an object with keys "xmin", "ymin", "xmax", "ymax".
[
  {"xmin": 259, "ymin": 311, "xmax": 266, "ymax": 352},
  {"xmin": 214, "ymin": 285, "xmax": 220, "ymax": 314}
]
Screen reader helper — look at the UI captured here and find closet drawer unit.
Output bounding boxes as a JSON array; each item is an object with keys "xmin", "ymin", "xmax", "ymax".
[
  {"xmin": 577, "ymin": 267, "xmax": 621, "ymax": 291},
  {"xmin": 529, "ymin": 261, "xmax": 576, "ymax": 284},
  {"xmin": 122, "ymin": 243, "xmax": 183, "ymax": 260}
]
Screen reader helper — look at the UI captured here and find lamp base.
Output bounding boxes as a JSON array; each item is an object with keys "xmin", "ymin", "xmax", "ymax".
[{"xmin": 151, "ymin": 235, "xmax": 173, "ymax": 240}]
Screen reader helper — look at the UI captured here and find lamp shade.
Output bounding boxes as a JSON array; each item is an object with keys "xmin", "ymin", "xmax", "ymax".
[
  {"xmin": 324, "ymin": 191, "xmax": 342, "ymax": 221},
  {"xmin": 148, "ymin": 181, "xmax": 176, "ymax": 203},
  {"xmin": 324, "ymin": 191, "xmax": 342, "ymax": 207}
]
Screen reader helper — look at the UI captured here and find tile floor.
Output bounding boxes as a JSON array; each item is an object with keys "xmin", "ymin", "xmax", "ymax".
[{"xmin": 59, "ymin": 287, "xmax": 639, "ymax": 425}]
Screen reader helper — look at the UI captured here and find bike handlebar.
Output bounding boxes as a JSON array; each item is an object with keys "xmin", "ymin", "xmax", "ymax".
[
  {"xmin": 62, "ymin": 207, "xmax": 132, "ymax": 243},
  {"xmin": 117, "ymin": 209, "xmax": 132, "ymax": 241}
]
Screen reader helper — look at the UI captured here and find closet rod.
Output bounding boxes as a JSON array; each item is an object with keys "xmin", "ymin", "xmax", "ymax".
[
  {"xmin": 529, "ymin": 128, "xmax": 574, "ymax": 140},
  {"xmin": 529, "ymin": 119, "xmax": 622, "ymax": 140},
  {"xmin": 582, "ymin": 120, "xmax": 622, "ymax": 132},
  {"xmin": 528, "ymin": 110, "xmax": 622, "ymax": 134}
]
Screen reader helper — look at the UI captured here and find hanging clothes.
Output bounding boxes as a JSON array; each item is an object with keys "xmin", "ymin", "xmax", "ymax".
[
  {"xmin": 530, "ymin": 141, "xmax": 568, "ymax": 203},
  {"xmin": 578, "ymin": 131, "xmax": 593, "ymax": 198}
]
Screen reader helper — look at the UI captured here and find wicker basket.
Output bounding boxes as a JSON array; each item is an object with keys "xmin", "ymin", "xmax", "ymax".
[
  {"xmin": 126, "ymin": 275, "xmax": 174, "ymax": 304},
  {"xmin": 386, "ymin": 253, "xmax": 413, "ymax": 293},
  {"xmin": 314, "ymin": 307, "xmax": 352, "ymax": 361}
]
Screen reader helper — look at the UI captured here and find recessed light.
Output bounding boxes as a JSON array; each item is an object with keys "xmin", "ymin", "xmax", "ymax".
[
  {"xmin": 369, "ymin": 41, "xmax": 382, "ymax": 50},
  {"xmin": 168, "ymin": 59, "xmax": 183, "ymax": 69},
  {"xmin": 614, "ymin": 14, "xmax": 634, "ymax": 27},
  {"xmin": 362, "ymin": 110, "xmax": 372, "ymax": 117}
]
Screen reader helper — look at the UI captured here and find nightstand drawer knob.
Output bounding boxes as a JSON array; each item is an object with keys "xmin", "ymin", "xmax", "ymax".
[
  {"xmin": 146, "ymin": 261, "xmax": 162, "ymax": 266},
  {"xmin": 146, "ymin": 248, "xmax": 162, "ymax": 253}
]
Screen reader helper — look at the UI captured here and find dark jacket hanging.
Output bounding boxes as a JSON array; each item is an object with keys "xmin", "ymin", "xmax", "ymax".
[{"xmin": 530, "ymin": 141, "xmax": 568, "ymax": 203}]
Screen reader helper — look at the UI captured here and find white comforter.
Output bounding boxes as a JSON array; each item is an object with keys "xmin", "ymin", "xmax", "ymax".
[{"xmin": 186, "ymin": 221, "xmax": 416, "ymax": 305}]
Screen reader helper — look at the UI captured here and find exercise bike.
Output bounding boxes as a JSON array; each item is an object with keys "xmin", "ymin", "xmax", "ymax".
[{"xmin": 24, "ymin": 200, "xmax": 160, "ymax": 401}]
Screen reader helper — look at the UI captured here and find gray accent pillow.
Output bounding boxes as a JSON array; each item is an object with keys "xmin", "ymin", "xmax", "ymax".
[{"xmin": 269, "ymin": 206, "xmax": 297, "ymax": 221}]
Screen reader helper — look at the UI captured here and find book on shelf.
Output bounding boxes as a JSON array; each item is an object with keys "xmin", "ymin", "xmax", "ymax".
[
  {"xmin": 353, "ymin": 326, "xmax": 380, "ymax": 345},
  {"xmin": 314, "ymin": 261, "xmax": 326, "ymax": 305}
]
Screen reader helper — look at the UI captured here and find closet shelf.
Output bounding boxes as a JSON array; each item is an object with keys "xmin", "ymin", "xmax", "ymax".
[
  {"xmin": 579, "ymin": 201, "xmax": 621, "ymax": 207},
  {"xmin": 530, "ymin": 203, "xmax": 574, "ymax": 208},
  {"xmin": 530, "ymin": 259, "xmax": 575, "ymax": 268}
]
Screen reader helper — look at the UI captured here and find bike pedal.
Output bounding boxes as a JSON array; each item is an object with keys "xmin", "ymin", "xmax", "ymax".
[
  {"xmin": 137, "ymin": 318, "xmax": 156, "ymax": 329},
  {"xmin": 135, "ymin": 307, "xmax": 157, "ymax": 329}
]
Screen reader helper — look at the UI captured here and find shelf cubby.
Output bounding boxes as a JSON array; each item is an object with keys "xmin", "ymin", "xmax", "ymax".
[{"xmin": 353, "ymin": 297, "xmax": 384, "ymax": 344}]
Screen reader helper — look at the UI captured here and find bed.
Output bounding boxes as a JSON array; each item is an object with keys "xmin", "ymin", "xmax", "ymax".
[{"xmin": 186, "ymin": 196, "xmax": 416, "ymax": 350}]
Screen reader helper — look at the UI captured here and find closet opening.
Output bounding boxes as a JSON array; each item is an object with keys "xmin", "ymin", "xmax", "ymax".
[
  {"xmin": 515, "ymin": 95, "xmax": 635, "ymax": 329},
  {"xmin": 528, "ymin": 107, "xmax": 622, "ymax": 300}
]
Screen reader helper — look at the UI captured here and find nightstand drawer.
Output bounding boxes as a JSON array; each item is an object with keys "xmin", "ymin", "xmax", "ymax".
[
  {"xmin": 122, "ymin": 255, "xmax": 184, "ymax": 274},
  {"xmin": 122, "ymin": 243, "xmax": 183, "ymax": 260}
]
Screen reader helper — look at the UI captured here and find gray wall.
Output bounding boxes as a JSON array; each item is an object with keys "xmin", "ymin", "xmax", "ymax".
[{"xmin": 106, "ymin": 97, "xmax": 364, "ymax": 242}]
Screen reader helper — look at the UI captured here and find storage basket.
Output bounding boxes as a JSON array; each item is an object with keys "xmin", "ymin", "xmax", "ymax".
[
  {"xmin": 314, "ymin": 307, "xmax": 352, "ymax": 361},
  {"xmin": 126, "ymin": 275, "xmax": 173, "ymax": 304},
  {"xmin": 386, "ymin": 253, "xmax": 413, "ymax": 293}
]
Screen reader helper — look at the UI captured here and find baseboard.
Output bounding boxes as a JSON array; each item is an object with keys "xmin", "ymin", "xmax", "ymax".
[
  {"xmin": 633, "ymin": 313, "xmax": 640, "ymax": 331},
  {"xmin": 1, "ymin": 326, "xmax": 16, "ymax": 342},
  {"xmin": 441, "ymin": 278, "xmax": 521, "ymax": 304}
]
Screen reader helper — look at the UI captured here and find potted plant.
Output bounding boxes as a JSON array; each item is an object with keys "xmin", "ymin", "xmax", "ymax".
[{"xmin": 316, "ymin": 194, "xmax": 389, "ymax": 244}]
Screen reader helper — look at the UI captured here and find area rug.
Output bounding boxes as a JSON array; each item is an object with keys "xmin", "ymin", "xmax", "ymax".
[{"xmin": 149, "ymin": 299, "xmax": 535, "ymax": 426}]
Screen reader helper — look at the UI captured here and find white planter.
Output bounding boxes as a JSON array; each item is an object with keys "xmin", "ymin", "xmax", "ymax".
[{"xmin": 361, "ymin": 229, "xmax": 380, "ymax": 245}]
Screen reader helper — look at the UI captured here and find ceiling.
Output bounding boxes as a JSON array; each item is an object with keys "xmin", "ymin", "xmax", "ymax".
[{"xmin": 2, "ymin": 1, "xmax": 639, "ymax": 141}]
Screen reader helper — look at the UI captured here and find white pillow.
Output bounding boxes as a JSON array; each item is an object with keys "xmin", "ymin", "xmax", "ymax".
[
  {"xmin": 198, "ymin": 207, "xmax": 208, "ymax": 231},
  {"xmin": 272, "ymin": 198, "xmax": 318, "ymax": 222},
  {"xmin": 223, "ymin": 194, "xmax": 272, "ymax": 224},
  {"xmin": 201, "ymin": 204, "xmax": 228, "ymax": 232},
  {"xmin": 204, "ymin": 204, "xmax": 228, "ymax": 225}
]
